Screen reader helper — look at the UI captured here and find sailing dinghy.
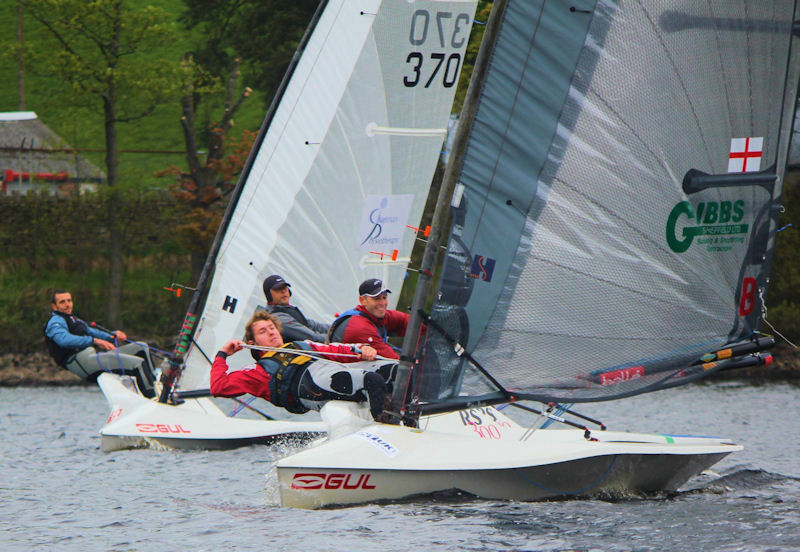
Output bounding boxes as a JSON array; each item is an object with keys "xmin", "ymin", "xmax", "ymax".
[
  {"xmin": 98, "ymin": 0, "xmax": 477, "ymax": 451},
  {"xmin": 276, "ymin": 0, "xmax": 797, "ymax": 508}
]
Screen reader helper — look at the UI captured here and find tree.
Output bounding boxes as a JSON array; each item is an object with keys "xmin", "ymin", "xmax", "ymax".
[
  {"xmin": 163, "ymin": 56, "xmax": 255, "ymax": 282},
  {"xmin": 769, "ymin": 170, "xmax": 800, "ymax": 342},
  {"xmin": 21, "ymin": 0, "xmax": 182, "ymax": 327},
  {"xmin": 180, "ymin": 0, "xmax": 318, "ymax": 103}
]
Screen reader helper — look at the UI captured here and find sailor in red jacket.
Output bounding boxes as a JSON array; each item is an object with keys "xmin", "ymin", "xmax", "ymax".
[
  {"xmin": 327, "ymin": 278, "xmax": 409, "ymax": 359},
  {"xmin": 211, "ymin": 310, "xmax": 395, "ymax": 420}
]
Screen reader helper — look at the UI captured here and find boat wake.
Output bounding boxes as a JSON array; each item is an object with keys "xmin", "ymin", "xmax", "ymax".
[{"xmin": 685, "ymin": 467, "xmax": 800, "ymax": 495}]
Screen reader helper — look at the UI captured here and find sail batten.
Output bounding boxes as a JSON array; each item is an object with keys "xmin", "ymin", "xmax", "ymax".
[{"xmin": 419, "ymin": 0, "xmax": 800, "ymax": 404}]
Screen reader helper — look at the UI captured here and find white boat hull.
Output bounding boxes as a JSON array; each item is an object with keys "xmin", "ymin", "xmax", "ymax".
[
  {"xmin": 276, "ymin": 402, "xmax": 741, "ymax": 509},
  {"xmin": 97, "ymin": 373, "xmax": 325, "ymax": 452}
]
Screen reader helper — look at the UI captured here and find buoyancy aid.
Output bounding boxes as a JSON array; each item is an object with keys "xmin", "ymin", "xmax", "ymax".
[
  {"xmin": 327, "ymin": 309, "xmax": 400, "ymax": 353},
  {"xmin": 327, "ymin": 309, "xmax": 387, "ymax": 342},
  {"xmin": 43, "ymin": 311, "xmax": 90, "ymax": 367},
  {"xmin": 267, "ymin": 304, "xmax": 311, "ymax": 327},
  {"xmin": 256, "ymin": 342, "xmax": 314, "ymax": 413}
]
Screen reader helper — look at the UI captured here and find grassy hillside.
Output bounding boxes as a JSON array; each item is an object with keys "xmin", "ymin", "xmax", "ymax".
[{"xmin": 0, "ymin": 0, "xmax": 267, "ymax": 190}]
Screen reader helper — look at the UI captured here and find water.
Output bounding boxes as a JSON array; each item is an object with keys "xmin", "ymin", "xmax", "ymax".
[{"xmin": 2, "ymin": 381, "xmax": 799, "ymax": 551}]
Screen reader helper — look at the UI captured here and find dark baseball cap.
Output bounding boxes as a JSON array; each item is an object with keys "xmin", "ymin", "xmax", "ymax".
[
  {"xmin": 263, "ymin": 274, "xmax": 291, "ymax": 298},
  {"xmin": 359, "ymin": 278, "xmax": 391, "ymax": 297}
]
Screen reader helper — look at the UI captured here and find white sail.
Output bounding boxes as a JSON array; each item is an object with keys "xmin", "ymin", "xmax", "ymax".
[{"xmin": 179, "ymin": 0, "xmax": 477, "ymax": 390}]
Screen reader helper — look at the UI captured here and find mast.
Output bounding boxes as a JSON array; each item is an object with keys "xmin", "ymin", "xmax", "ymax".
[
  {"xmin": 391, "ymin": 0, "xmax": 508, "ymax": 419},
  {"xmin": 158, "ymin": 1, "xmax": 330, "ymax": 403}
]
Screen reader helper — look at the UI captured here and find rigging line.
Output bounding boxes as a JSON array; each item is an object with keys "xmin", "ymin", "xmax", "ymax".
[
  {"xmin": 241, "ymin": 343, "xmax": 396, "ymax": 362},
  {"xmin": 422, "ymin": 311, "xmax": 512, "ymax": 399},
  {"xmin": 540, "ymin": 402, "xmax": 571, "ymax": 430},
  {"xmin": 229, "ymin": 395, "xmax": 256, "ymax": 417},
  {"xmin": 511, "ymin": 402, "xmax": 593, "ymax": 435},
  {"xmin": 762, "ymin": 319, "xmax": 797, "ymax": 348},
  {"xmin": 759, "ymin": 287, "xmax": 798, "ymax": 348},
  {"xmin": 89, "ymin": 321, "xmax": 175, "ymax": 359},
  {"xmin": 551, "ymin": 402, "xmax": 605, "ymax": 429},
  {"xmin": 230, "ymin": 397, "xmax": 276, "ymax": 420},
  {"xmin": 519, "ymin": 407, "xmax": 548, "ymax": 441},
  {"xmin": 191, "ymin": 337, "xmax": 214, "ymax": 366},
  {"xmin": 516, "ymin": 402, "xmax": 582, "ymax": 438}
]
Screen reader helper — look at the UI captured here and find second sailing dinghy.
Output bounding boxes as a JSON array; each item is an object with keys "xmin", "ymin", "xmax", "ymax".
[
  {"xmin": 276, "ymin": 0, "xmax": 797, "ymax": 508},
  {"xmin": 98, "ymin": 0, "xmax": 477, "ymax": 451}
]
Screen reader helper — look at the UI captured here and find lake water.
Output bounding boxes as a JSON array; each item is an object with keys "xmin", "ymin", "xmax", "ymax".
[{"xmin": 2, "ymin": 381, "xmax": 799, "ymax": 551}]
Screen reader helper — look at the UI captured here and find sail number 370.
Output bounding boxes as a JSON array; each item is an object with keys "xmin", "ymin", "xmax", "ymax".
[{"xmin": 404, "ymin": 10, "xmax": 470, "ymax": 88}]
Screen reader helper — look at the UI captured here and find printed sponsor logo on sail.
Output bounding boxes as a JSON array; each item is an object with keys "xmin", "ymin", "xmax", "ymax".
[
  {"xmin": 597, "ymin": 366, "xmax": 645, "ymax": 385},
  {"xmin": 357, "ymin": 195, "xmax": 414, "ymax": 251},
  {"xmin": 667, "ymin": 136, "xmax": 765, "ymax": 253},
  {"xmin": 666, "ymin": 200, "xmax": 748, "ymax": 253},
  {"xmin": 469, "ymin": 254, "xmax": 496, "ymax": 282},
  {"xmin": 356, "ymin": 431, "xmax": 399, "ymax": 457},
  {"xmin": 290, "ymin": 473, "xmax": 376, "ymax": 490},
  {"xmin": 728, "ymin": 137, "xmax": 763, "ymax": 173}
]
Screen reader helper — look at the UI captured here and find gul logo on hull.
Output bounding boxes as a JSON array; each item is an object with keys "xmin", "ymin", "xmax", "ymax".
[
  {"xmin": 135, "ymin": 423, "xmax": 192, "ymax": 434},
  {"xmin": 290, "ymin": 473, "xmax": 376, "ymax": 490}
]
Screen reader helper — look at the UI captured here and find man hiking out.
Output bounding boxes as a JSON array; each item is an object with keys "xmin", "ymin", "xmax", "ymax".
[
  {"xmin": 210, "ymin": 310, "xmax": 396, "ymax": 421},
  {"xmin": 44, "ymin": 289, "xmax": 157, "ymax": 397}
]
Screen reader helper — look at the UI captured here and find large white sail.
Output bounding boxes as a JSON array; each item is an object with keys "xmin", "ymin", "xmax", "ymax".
[
  {"xmin": 179, "ymin": 0, "xmax": 476, "ymax": 390},
  {"xmin": 421, "ymin": 0, "xmax": 800, "ymax": 403}
]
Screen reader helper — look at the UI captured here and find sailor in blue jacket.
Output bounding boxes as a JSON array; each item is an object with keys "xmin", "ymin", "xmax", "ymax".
[{"xmin": 44, "ymin": 290, "xmax": 156, "ymax": 397}]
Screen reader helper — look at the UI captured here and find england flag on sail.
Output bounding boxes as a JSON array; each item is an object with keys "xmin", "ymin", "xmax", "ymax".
[{"xmin": 728, "ymin": 137, "xmax": 763, "ymax": 173}]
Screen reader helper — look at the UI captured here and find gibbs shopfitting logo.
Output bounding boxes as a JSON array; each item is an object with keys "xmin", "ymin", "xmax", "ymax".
[{"xmin": 666, "ymin": 199, "xmax": 748, "ymax": 253}]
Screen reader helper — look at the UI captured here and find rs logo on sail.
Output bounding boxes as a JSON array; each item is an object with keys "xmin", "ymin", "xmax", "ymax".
[
  {"xmin": 291, "ymin": 473, "xmax": 376, "ymax": 490},
  {"xmin": 666, "ymin": 200, "xmax": 748, "ymax": 253}
]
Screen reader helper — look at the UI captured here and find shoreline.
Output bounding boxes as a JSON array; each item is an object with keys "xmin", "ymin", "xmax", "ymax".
[
  {"xmin": 0, "ymin": 352, "xmax": 90, "ymax": 387},
  {"xmin": 2, "ymin": 347, "xmax": 799, "ymax": 387}
]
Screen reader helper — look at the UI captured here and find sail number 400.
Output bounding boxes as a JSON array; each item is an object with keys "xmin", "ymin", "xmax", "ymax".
[{"xmin": 403, "ymin": 10, "xmax": 471, "ymax": 89}]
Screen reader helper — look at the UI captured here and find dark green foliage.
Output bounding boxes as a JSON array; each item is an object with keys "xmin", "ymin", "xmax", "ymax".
[
  {"xmin": 767, "ymin": 170, "xmax": 800, "ymax": 344},
  {"xmin": 180, "ymin": 0, "xmax": 320, "ymax": 104}
]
